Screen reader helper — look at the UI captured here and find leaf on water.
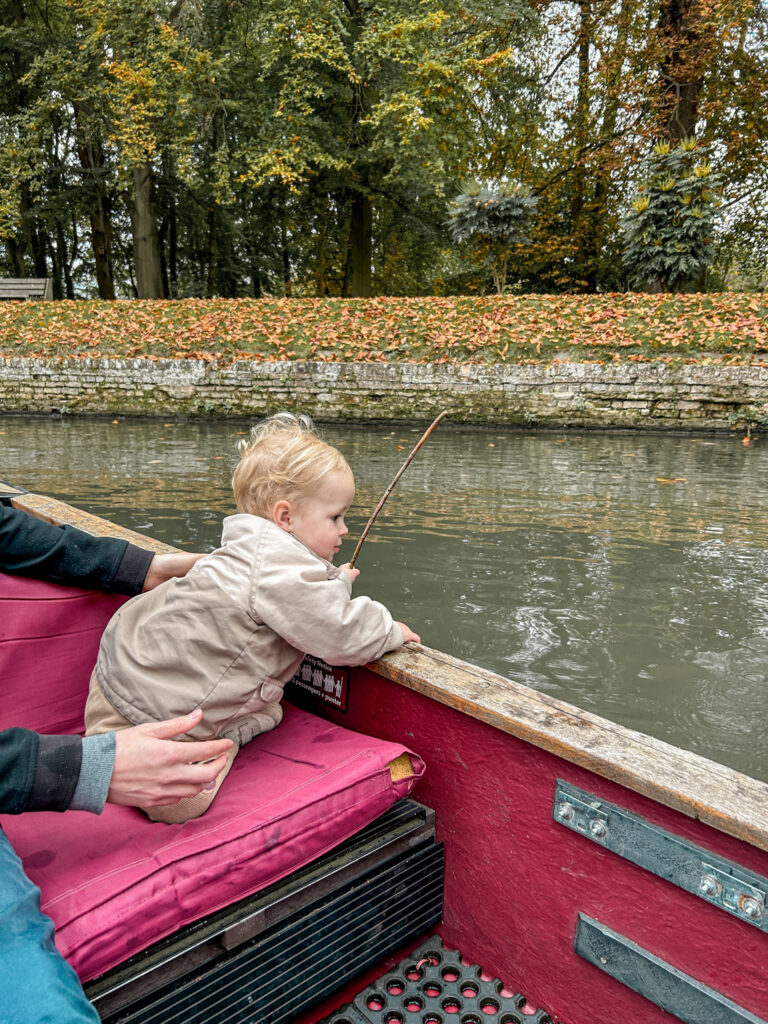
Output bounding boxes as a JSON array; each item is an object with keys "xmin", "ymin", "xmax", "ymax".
[{"xmin": 655, "ymin": 476, "xmax": 686, "ymax": 483}]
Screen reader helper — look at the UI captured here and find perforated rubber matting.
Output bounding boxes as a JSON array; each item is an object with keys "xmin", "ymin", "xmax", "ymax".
[{"xmin": 319, "ymin": 935, "xmax": 553, "ymax": 1024}]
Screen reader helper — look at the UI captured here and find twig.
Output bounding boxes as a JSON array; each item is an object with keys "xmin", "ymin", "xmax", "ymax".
[{"xmin": 348, "ymin": 410, "xmax": 448, "ymax": 569}]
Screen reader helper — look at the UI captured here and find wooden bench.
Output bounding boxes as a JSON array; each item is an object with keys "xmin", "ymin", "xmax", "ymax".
[{"xmin": 0, "ymin": 278, "xmax": 53, "ymax": 300}]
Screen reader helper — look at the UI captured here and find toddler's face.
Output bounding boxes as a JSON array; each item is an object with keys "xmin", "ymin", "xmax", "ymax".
[{"xmin": 289, "ymin": 470, "xmax": 355, "ymax": 562}]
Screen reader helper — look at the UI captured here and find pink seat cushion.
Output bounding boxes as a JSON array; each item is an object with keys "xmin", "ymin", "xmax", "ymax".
[
  {"xmin": 0, "ymin": 572, "xmax": 125, "ymax": 733},
  {"xmin": 0, "ymin": 573, "xmax": 424, "ymax": 982}
]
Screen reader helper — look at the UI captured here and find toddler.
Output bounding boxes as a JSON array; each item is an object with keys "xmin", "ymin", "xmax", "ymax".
[{"xmin": 85, "ymin": 414, "xmax": 419, "ymax": 823}]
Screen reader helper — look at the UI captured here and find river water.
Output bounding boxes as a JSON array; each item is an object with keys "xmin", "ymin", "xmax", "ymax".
[{"xmin": 3, "ymin": 414, "xmax": 768, "ymax": 782}]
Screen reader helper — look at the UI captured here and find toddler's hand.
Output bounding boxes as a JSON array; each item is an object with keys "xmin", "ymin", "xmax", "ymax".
[
  {"xmin": 339, "ymin": 562, "xmax": 360, "ymax": 583},
  {"xmin": 397, "ymin": 622, "xmax": 421, "ymax": 644}
]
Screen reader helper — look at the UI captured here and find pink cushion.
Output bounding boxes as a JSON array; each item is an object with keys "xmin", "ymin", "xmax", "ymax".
[
  {"xmin": 0, "ymin": 573, "xmax": 424, "ymax": 982},
  {"xmin": 0, "ymin": 572, "xmax": 124, "ymax": 733}
]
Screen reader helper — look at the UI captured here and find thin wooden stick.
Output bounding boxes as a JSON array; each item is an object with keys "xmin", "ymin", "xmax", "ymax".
[{"xmin": 348, "ymin": 410, "xmax": 448, "ymax": 568}]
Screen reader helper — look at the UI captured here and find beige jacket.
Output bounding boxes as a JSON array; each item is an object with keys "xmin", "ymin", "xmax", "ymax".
[{"xmin": 91, "ymin": 515, "xmax": 404, "ymax": 744}]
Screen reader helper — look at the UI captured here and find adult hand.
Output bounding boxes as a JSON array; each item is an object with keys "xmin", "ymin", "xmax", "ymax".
[
  {"xmin": 397, "ymin": 622, "xmax": 421, "ymax": 644},
  {"xmin": 108, "ymin": 709, "xmax": 234, "ymax": 807},
  {"xmin": 142, "ymin": 551, "xmax": 205, "ymax": 591}
]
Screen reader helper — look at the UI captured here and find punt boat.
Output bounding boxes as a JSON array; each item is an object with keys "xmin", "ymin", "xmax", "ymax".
[{"xmin": 1, "ymin": 482, "xmax": 766, "ymax": 1024}]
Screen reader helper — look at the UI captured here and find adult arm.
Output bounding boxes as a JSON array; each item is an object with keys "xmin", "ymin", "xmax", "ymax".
[
  {"xmin": 0, "ymin": 504, "xmax": 153, "ymax": 595},
  {"xmin": 0, "ymin": 729, "xmax": 83, "ymax": 813}
]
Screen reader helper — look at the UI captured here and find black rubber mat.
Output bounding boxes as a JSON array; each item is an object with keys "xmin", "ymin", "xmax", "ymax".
[{"xmin": 319, "ymin": 935, "xmax": 553, "ymax": 1024}]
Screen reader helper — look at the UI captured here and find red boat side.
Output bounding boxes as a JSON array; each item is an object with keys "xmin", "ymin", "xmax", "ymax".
[{"xmin": 8, "ymin": 489, "xmax": 768, "ymax": 1024}]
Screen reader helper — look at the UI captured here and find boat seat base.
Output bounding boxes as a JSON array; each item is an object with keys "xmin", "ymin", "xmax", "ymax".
[{"xmin": 89, "ymin": 799, "xmax": 443, "ymax": 1022}]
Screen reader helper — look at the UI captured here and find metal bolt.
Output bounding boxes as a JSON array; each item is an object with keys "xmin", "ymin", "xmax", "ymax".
[
  {"xmin": 589, "ymin": 819, "xmax": 607, "ymax": 839},
  {"xmin": 699, "ymin": 875, "xmax": 720, "ymax": 898},
  {"xmin": 557, "ymin": 802, "xmax": 575, "ymax": 823},
  {"xmin": 741, "ymin": 897, "xmax": 763, "ymax": 920}
]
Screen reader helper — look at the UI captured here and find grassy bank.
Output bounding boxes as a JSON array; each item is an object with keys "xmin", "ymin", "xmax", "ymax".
[{"xmin": 1, "ymin": 294, "xmax": 767, "ymax": 366}]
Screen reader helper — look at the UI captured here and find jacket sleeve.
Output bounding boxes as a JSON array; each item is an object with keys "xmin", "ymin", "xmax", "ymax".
[
  {"xmin": 0, "ymin": 504, "xmax": 153, "ymax": 595},
  {"xmin": 0, "ymin": 729, "xmax": 82, "ymax": 813},
  {"xmin": 0, "ymin": 729, "xmax": 116, "ymax": 815},
  {"xmin": 253, "ymin": 547, "xmax": 405, "ymax": 666}
]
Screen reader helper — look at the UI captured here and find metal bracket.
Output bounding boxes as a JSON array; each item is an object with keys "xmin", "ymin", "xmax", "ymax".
[
  {"xmin": 554, "ymin": 779, "xmax": 768, "ymax": 932},
  {"xmin": 554, "ymin": 786, "xmax": 609, "ymax": 843},
  {"xmin": 699, "ymin": 863, "xmax": 765, "ymax": 922},
  {"xmin": 575, "ymin": 914, "xmax": 768, "ymax": 1024}
]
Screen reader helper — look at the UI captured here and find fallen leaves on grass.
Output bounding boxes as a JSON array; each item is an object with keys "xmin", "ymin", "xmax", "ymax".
[{"xmin": 0, "ymin": 294, "xmax": 766, "ymax": 366}]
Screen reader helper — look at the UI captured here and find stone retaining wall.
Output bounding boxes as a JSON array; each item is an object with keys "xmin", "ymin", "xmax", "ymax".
[{"xmin": 1, "ymin": 356, "xmax": 768, "ymax": 430}]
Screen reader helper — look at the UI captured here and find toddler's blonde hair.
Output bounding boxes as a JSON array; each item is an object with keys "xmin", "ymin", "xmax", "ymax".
[{"xmin": 232, "ymin": 413, "xmax": 351, "ymax": 516}]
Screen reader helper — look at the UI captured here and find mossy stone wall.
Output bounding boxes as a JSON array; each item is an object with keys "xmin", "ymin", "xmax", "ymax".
[{"xmin": 1, "ymin": 356, "xmax": 767, "ymax": 430}]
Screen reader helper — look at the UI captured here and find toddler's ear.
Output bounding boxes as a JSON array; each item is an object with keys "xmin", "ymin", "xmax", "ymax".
[{"xmin": 272, "ymin": 500, "xmax": 293, "ymax": 532}]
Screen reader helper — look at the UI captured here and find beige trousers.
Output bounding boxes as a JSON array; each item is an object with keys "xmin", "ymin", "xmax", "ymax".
[{"xmin": 85, "ymin": 675, "xmax": 238, "ymax": 824}]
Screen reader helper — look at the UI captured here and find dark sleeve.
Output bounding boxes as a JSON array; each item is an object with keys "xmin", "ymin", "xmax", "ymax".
[
  {"xmin": 0, "ymin": 504, "xmax": 153, "ymax": 596},
  {"xmin": 0, "ymin": 729, "xmax": 82, "ymax": 813}
]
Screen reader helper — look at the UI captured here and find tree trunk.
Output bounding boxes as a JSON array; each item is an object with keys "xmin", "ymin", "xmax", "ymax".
[
  {"xmin": 657, "ymin": 0, "xmax": 704, "ymax": 142},
  {"xmin": 348, "ymin": 192, "xmax": 372, "ymax": 297},
  {"xmin": 31, "ymin": 222, "xmax": 48, "ymax": 278},
  {"xmin": 6, "ymin": 239, "xmax": 25, "ymax": 277},
  {"xmin": 158, "ymin": 152, "xmax": 178, "ymax": 299},
  {"xmin": 280, "ymin": 218, "xmax": 292, "ymax": 297},
  {"xmin": 570, "ymin": 0, "xmax": 592, "ymax": 290},
  {"xmin": 583, "ymin": 0, "xmax": 631, "ymax": 289},
  {"xmin": 130, "ymin": 164, "xmax": 165, "ymax": 299},
  {"xmin": 76, "ymin": 131, "xmax": 116, "ymax": 300},
  {"xmin": 206, "ymin": 204, "xmax": 218, "ymax": 298},
  {"xmin": 49, "ymin": 235, "xmax": 64, "ymax": 300},
  {"xmin": 159, "ymin": 214, "xmax": 170, "ymax": 299},
  {"xmin": 86, "ymin": 196, "xmax": 115, "ymax": 299},
  {"xmin": 56, "ymin": 222, "xmax": 75, "ymax": 299},
  {"xmin": 169, "ymin": 199, "xmax": 178, "ymax": 298},
  {"xmin": 312, "ymin": 203, "xmax": 331, "ymax": 296},
  {"xmin": 341, "ymin": 0, "xmax": 372, "ymax": 298},
  {"xmin": 7, "ymin": 184, "xmax": 33, "ymax": 275},
  {"xmin": 5, "ymin": 0, "xmax": 31, "ymax": 278}
]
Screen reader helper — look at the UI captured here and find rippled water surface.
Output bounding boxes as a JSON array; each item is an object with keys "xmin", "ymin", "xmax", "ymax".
[{"xmin": 3, "ymin": 414, "xmax": 768, "ymax": 781}]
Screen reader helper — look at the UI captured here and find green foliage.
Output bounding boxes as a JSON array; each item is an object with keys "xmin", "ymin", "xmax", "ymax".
[
  {"xmin": 220, "ymin": 0, "xmax": 539, "ymax": 295},
  {"xmin": 447, "ymin": 183, "xmax": 538, "ymax": 293},
  {"xmin": 1, "ymin": 1, "xmax": 766, "ymax": 297},
  {"xmin": 621, "ymin": 139, "xmax": 723, "ymax": 292}
]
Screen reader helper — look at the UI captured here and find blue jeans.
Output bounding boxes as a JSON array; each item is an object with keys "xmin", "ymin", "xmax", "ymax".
[{"xmin": 0, "ymin": 825, "xmax": 99, "ymax": 1024}]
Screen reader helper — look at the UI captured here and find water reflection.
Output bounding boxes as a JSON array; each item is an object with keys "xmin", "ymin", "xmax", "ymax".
[{"xmin": 2, "ymin": 415, "xmax": 768, "ymax": 781}]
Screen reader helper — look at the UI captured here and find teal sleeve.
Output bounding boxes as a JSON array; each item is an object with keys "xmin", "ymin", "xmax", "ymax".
[{"xmin": 70, "ymin": 732, "xmax": 116, "ymax": 813}]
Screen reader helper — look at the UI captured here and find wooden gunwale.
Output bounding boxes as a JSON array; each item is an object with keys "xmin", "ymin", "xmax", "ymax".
[{"xmin": 11, "ymin": 488, "xmax": 768, "ymax": 854}]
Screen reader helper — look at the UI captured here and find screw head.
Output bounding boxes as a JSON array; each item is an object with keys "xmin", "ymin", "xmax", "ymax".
[
  {"xmin": 741, "ymin": 897, "xmax": 763, "ymax": 920},
  {"xmin": 557, "ymin": 802, "xmax": 575, "ymax": 823},
  {"xmin": 699, "ymin": 875, "xmax": 720, "ymax": 898},
  {"xmin": 589, "ymin": 819, "xmax": 607, "ymax": 838}
]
